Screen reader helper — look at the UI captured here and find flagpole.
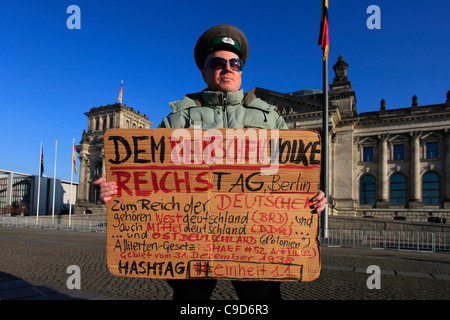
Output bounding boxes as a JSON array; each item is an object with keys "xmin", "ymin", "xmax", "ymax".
[
  {"xmin": 69, "ymin": 138, "xmax": 74, "ymax": 228},
  {"xmin": 36, "ymin": 142, "xmax": 42, "ymax": 224},
  {"xmin": 321, "ymin": 57, "xmax": 329, "ymax": 239},
  {"xmin": 52, "ymin": 140, "xmax": 57, "ymax": 223},
  {"xmin": 318, "ymin": 0, "xmax": 329, "ymax": 239}
]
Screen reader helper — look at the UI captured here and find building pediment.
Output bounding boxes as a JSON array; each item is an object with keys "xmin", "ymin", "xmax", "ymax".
[
  {"xmin": 355, "ymin": 136, "xmax": 378, "ymax": 145},
  {"xmin": 388, "ymin": 134, "xmax": 410, "ymax": 143},
  {"xmin": 420, "ymin": 131, "xmax": 445, "ymax": 141}
]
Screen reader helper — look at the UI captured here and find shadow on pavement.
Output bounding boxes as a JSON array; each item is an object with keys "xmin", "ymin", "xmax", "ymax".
[{"xmin": 0, "ymin": 271, "xmax": 83, "ymax": 300}]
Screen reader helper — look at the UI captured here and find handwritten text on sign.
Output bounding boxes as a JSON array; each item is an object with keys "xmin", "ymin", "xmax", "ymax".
[{"xmin": 105, "ymin": 128, "xmax": 321, "ymax": 281}]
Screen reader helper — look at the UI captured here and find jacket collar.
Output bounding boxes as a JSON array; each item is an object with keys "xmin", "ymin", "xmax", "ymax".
[
  {"xmin": 169, "ymin": 89, "xmax": 251, "ymax": 113},
  {"xmin": 201, "ymin": 89, "xmax": 244, "ymax": 107}
]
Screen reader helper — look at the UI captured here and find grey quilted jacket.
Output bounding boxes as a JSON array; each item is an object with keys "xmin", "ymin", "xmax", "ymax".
[{"xmin": 158, "ymin": 89, "xmax": 288, "ymax": 130}]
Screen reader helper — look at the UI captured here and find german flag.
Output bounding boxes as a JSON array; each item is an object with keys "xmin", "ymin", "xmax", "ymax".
[
  {"xmin": 318, "ymin": 0, "xmax": 329, "ymax": 61},
  {"xmin": 73, "ymin": 142, "xmax": 77, "ymax": 174},
  {"xmin": 118, "ymin": 80, "xmax": 123, "ymax": 104},
  {"xmin": 40, "ymin": 144, "xmax": 44, "ymax": 176}
]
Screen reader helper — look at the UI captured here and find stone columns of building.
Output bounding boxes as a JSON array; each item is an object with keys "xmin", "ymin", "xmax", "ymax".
[
  {"xmin": 445, "ymin": 129, "xmax": 450, "ymax": 208},
  {"xmin": 377, "ymin": 134, "xmax": 389, "ymax": 207},
  {"xmin": 101, "ymin": 152, "xmax": 106, "ymax": 179},
  {"xmin": 4, "ymin": 172, "xmax": 13, "ymax": 208},
  {"xmin": 99, "ymin": 116, "xmax": 104, "ymax": 131},
  {"xmin": 410, "ymin": 131, "xmax": 422, "ymax": 207},
  {"xmin": 77, "ymin": 153, "xmax": 89, "ymax": 202}
]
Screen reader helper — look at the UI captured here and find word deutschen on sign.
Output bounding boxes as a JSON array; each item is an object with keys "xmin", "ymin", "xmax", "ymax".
[{"xmin": 105, "ymin": 128, "xmax": 321, "ymax": 282}]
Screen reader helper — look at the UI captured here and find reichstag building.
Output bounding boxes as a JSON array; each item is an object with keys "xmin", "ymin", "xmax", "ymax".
[{"xmin": 74, "ymin": 55, "xmax": 450, "ymax": 222}]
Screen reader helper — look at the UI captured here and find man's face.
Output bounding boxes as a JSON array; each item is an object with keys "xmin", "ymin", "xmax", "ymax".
[{"xmin": 202, "ymin": 50, "xmax": 242, "ymax": 93}]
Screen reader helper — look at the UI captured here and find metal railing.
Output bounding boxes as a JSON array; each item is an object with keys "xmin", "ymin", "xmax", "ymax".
[
  {"xmin": 323, "ymin": 228, "xmax": 450, "ymax": 252},
  {"xmin": 1, "ymin": 216, "xmax": 449, "ymax": 253},
  {"xmin": 0, "ymin": 215, "xmax": 107, "ymax": 233}
]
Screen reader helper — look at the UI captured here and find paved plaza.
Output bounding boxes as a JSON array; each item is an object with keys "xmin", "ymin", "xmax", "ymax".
[{"xmin": 0, "ymin": 226, "xmax": 449, "ymax": 301}]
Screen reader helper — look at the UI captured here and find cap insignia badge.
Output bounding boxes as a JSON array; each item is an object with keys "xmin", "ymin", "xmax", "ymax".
[{"xmin": 222, "ymin": 37, "xmax": 235, "ymax": 45}]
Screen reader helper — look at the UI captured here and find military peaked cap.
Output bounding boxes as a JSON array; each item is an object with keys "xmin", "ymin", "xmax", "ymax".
[{"xmin": 194, "ymin": 24, "xmax": 249, "ymax": 70}]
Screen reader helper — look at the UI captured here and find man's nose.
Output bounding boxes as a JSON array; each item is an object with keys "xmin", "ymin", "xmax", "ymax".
[{"xmin": 221, "ymin": 61, "xmax": 233, "ymax": 72}]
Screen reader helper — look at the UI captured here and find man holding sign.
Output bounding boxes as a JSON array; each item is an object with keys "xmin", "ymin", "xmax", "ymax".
[{"xmin": 96, "ymin": 24, "xmax": 327, "ymax": 300}]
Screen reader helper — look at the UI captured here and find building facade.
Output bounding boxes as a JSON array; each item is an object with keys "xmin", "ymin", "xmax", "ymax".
[
  {"xmin": 0, "ymin": 169, "xmax": 78, "ymax": 216},
  {"xmin": 75, "ymin": 56, "xmax": 450, "ymax": 222},
  {"xmin": 253, "ymin": 55, "xmax": 450, "ymax": 222},
  {"xmin": 74, "ymin": 103, "xmax": 153, "ymax": 214}
]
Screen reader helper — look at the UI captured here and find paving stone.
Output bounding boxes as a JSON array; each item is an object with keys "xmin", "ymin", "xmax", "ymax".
[{"xmin": 0, "ymin": 226, "xmax": 449, "ymax": 300}]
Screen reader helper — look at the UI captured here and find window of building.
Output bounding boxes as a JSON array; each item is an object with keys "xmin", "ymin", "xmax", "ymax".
[
  {"xmin": 390, "ymin": 173, "xmax": 407, "ymax": 205},
  {"xmin": 426, "ymin": 142, "xmax": 438, "ymax": 159},
  {"xmin": 422, "ymin": 173, "xmax": 440, "ymax": 205},
  {"xmin": 360, "ymin": 175, "xmax": 376, "ymax": 205},
  {"xmin": 363, "ymin": 147, "xmax": 373, "ymax": 162},
  {"xmin": 95, "ymin": 117, "xmax": 100, "ymax": 131},
  {"xmin": 110, "ymin": 115, "xmax": 114, "ymax": 129},
  {"xmin": 93, "ymin": 162, "xmax": 102, "ymax": 178},
  {"xmin": 393, "ymin": 144, "xmax": 404, "ymax": 161}
]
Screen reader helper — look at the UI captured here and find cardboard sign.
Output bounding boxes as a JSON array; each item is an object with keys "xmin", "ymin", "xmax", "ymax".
[{"xmin": 105, "ymin": 128, "xmax": 321, "ymax": 282}]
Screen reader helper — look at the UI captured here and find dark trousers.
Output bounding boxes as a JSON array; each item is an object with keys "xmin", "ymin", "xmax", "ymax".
[{"xmin": 167, "ymin": 279, "xmax": 281, "ymax": 300}]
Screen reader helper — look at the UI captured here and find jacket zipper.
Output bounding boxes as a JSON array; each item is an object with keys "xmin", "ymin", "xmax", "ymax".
[{"xmin": 222, "ymin": 94, "xmax": 228, "ymax": 128}]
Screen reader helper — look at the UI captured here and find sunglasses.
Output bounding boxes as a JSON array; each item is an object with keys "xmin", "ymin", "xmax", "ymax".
[{"xmin": 205, "ymin": 57, "xmax": 244, "ymax": 71}]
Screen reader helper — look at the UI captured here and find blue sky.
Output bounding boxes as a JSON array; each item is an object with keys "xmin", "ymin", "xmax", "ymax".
[{"xmin": 1, "ymin": 0, "xmax": 449, "ymax": 182}]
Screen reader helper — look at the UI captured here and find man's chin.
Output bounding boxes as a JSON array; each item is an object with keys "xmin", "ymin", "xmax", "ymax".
[{"xmin": 217, "ymin": 85, "xmax": 239, "ymax": 93}]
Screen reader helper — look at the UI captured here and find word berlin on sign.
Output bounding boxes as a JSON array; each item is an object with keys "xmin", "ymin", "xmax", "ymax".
[{"xmin": 105, "ymin": 128, "xmax": 321, "ymax": 282}]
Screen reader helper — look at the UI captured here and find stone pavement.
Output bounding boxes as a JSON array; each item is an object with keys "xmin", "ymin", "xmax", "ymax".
[{"xmin": 0, "ymin": 226, "xmax": 449, "ymax": 301}]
